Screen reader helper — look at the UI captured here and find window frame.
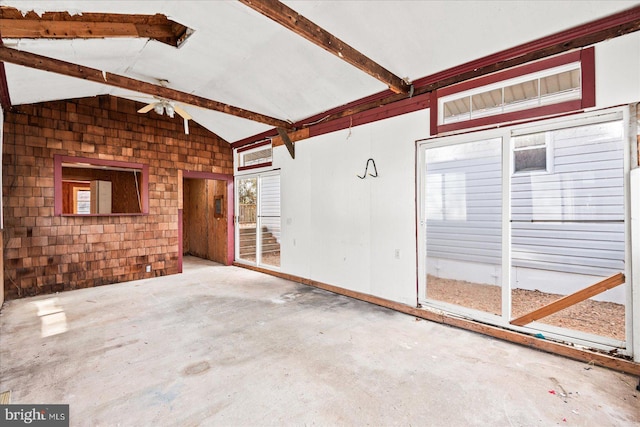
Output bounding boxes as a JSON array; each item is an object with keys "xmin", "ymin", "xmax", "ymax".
[
  {"xmin": 430, "ymin": 48, "xmax": 595, "ymax": 135},
  {"xmin": 511, "ymin": 131, "xmax": 554, "ymax": 175},
  {"xmin": 236, "ymin": 140, "xmax": 273, "ymax": 172},
  {"xmin": 54, "ymin": 155, "xmax": 149, "ymax": 216}
]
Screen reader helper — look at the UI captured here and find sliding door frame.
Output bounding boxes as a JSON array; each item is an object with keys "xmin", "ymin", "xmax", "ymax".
[
  {"xmin": 234, "ymin": 170, "xmax": 281, "ymax": 270},
  {"xmin": 417, "ymin": 105, "xmax": 635, "ymax": 356}
]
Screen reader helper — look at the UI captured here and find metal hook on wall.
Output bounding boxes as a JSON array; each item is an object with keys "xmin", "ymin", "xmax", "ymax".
[{"xmin": 357, "ymin": 158, "xmax": 378, "ymax": 179}]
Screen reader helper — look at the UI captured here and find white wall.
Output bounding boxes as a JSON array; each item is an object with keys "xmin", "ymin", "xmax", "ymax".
[
  {"xmin": 595, "ymin": 32, "xmax": 640, "ymax": 109},
  {"xmin": 265, "ymin": 32, "xmax": 640, "ymax": 309},
  {"xmin": 275, "ymin": 110, "xmax": 428, "ymax": 305}
]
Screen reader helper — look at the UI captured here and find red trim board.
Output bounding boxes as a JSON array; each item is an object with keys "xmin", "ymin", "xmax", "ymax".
[{"xmin": 178, "ymin": 209, "xmax": 183, "ymax": 273}]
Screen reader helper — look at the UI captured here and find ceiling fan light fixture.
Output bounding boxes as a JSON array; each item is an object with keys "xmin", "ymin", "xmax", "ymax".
[
  {"xmin": 153, "ymin": 103, "xmax": 164, "ymax": 115},
  {"xmin": 165, "ymin": 103, "xmax": 175, "ymax": 118}
]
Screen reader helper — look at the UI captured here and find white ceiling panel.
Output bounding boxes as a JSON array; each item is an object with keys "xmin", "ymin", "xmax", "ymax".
[
  {"xmin": 282, "ymin": 1, "xmax": 640, "ymax": 82},
  {"xmin": 4, "ymin": 63, "xmax": 111, "ymax": 105},
  {"xmin": 183, "ymin": 107, "xmax": 273, "ymax": 143},
  {"xmin": 3, "ymin": 38, "xmax": 149, "ymax": 73}
]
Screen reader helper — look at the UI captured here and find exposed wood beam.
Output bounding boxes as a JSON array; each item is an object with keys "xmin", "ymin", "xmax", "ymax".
[
  {"xmin": 510, "ymin": 273, "xmax": 625, "ymax": 327},
  {"xmin": 0, "ymin": 62, "xmax": 10, "ymax": 110},
  {"xmin": 239, "ymin": 0, "xmax": 411, "ymax": 94},
  {"xmin": 271, "ymin": 128, "xmax": 308, "ymax": 148},
  {"xmin": 0, "ymin": 46, "xmax": 292, "ymax": 129},
  {"xmin": 0, "ymin": 20, "xmax": 176, "ymax": 41},
  {"xmin": 0, "ymin": 38, "xmax": 11, "ymax": 110},
  {"xmin": 276, "ymin": 127, "xmax": 294, "ymax": 159},
  {"xmin": 0, "ymin": 7, "xmax": 191, "ymax": 47}
]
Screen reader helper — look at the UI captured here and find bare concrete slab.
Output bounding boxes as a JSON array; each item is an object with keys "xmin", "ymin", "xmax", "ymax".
[{"xmin": 1, "ymin": 257, "xmax": 638, "ymax": 426}]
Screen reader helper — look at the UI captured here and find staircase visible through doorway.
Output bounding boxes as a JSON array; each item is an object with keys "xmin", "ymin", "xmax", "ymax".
[{"xmin": 239, "ymin": 226, "xmax": 280, "ymax": 265}]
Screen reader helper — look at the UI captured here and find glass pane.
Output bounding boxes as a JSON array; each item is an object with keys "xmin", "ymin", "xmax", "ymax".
[
  {"xmin": 259, "ymin": 175, "xmax": 281, "ymax": 268},
  {"xmin": 511, "ymin": 120, "xmax": 626, "ymax": 340},
  {"xmin": 443, "ymin": 97, "xmax": 471, "ymax": 123},
  {"xmin": 540, "ymin": 69, "xmax": 580, "ymax": 96},
  {"xmin": 425, "ymin": 138, "xmax": 502, "ymax": 316},
  {"xmin": 471, "ymin": 88, "xmax": 503, "ymax": 118},
  {"xmin": 504, "ymin": 79, "xmax": 539, "ymax": 105},
  {"xmin": 242, "ymin": 147, "xmax": 272, "ymax": 167},
  {"xmin": 237, "ymin": 177, "xmax": 258, "ymax": 262},
  {"xmin": 514, "ymin": 148, "xmax": 546, "ymax": 172}
]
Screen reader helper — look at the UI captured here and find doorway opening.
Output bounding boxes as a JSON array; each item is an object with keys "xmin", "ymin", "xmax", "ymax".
[{"xmin": 179, "ymin": 171, "xmax": 234, "ymax": 271}]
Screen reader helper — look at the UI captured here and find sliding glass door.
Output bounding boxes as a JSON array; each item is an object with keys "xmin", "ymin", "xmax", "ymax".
[
  {"xmin": 509, "ymin": 120, "xmax": 626, "ymax": 342},
  {"xmin": 235, "ymin": 172, "xmax": 281, "ymax": 268},
  {"xmin": 423, "ymin": 137, "xmax": 504, "ymax": 318},
  {"xmin": 418, "ymin": 107, "xmax": 631, "ymax": 352}
]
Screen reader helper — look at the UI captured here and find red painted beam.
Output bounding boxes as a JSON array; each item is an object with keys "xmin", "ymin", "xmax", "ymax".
[
  {"xmin": 310, "ymin": 92, "xmax": 430, "ymax": 137},
  {"xmin": 178, "ymin": 209, "xmax": 184, "ymax": 273},
  {"xmin": 226, "ymin": 179, "xmax": 235, "ymax": 266}
]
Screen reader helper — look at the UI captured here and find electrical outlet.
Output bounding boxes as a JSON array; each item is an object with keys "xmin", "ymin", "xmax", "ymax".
[
  {"xmin": 394, "ymin": 249, "xmax": 400, "ymax": 259},
  {"xmin": 145, "ymin": 265, "xmax": 151, "ymax": 273}
]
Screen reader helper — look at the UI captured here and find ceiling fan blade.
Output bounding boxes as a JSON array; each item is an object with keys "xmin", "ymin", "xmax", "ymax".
[
  {"xmin": 137, "ymin": 103, "xmax": 156, "ymax": 114},
  {"xmin": 174, "ymin": 105, "xmax": 192, "ymax": 121}
]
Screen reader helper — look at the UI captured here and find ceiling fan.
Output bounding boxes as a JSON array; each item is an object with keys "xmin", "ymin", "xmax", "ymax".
[
  {"xmin": 137, "ymin": 97, "xmax": 193, "ymax": 134},
  {"xmin": 134, "ymin": 79, "xmax": 192, "ymax": 134}
]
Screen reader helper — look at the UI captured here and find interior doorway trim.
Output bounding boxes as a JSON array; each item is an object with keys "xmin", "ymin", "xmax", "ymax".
[{"xmin": 179, "ymin": 170, "xmax": 234, "ymax": 272}]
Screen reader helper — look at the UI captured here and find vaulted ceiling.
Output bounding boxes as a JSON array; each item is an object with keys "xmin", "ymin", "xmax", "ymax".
[{"xmin": 0, "ymin": 1, "xmax": 638, "ymax": 144}]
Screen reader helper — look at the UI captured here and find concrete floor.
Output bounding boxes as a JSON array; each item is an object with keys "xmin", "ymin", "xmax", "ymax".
[{"xmin": 1, "ymin": 257, "xmax": 638, "ymax": 426}]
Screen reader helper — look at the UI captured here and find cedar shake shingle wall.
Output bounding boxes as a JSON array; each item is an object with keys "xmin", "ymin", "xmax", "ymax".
[{"xmin": 2, "ymin": 95, "xmax": 232, "ymax": 299}]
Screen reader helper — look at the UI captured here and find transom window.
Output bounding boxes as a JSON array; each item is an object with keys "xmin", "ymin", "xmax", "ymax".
[
  {"xmin": 431, "ymin": 48, "xmax": 595, "ymax": 135},
  {"xmin": 237, "ymin": 141, "xmax": 273, "ymax": 171},
  {"xmin": 441, "ymin": 63, "xmax": 581, "ymax": 125}
]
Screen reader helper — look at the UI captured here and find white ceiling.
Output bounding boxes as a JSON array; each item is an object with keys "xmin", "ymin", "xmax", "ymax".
[{"xmin": 1, "ymin": 0, "xmax": 638, "ymax": 143}]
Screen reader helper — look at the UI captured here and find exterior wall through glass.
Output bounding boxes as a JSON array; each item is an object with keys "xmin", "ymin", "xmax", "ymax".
[{"xmin": 417, "ymin": 106, "xmax": 636, "ymax": 358}]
